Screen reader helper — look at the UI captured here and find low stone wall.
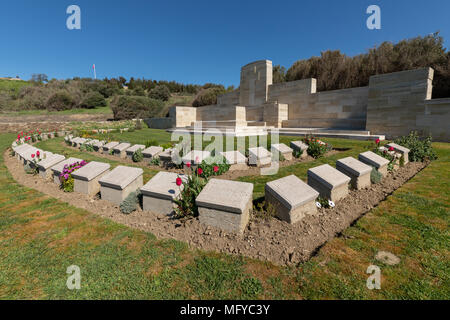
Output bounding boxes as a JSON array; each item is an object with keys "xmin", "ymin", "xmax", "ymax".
[
  {"xmin": 419, "ymin": 98, "xmax": 450, "ymax": 142},
  {"xmin": 144, "ymin": 117, "xmax": 173, "ymax": 129}
]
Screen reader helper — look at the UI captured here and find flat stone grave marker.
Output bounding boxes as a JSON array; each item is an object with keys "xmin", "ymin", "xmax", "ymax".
[
  {"xmin": 102, "ymin": 141, "xmax": 119, "ymax": 155},
  {"xmin": 99, "ymin": 165, "xmax": 143, "ymax": 205},
  {"xmin": 182, "ymin": 150, "xmax": 211, "ymax": 165},
  {"xmin": 336, "ymin": 156, "xmax": 372, "ymax": 189},
  {"xmin": 37, "ymin": 154, "xmax": 66, "ymax": 179},
  {"xmin": 196, "ymin": 179, "xmax": 253, "ymax": 234},
  {"xmin": 219, "ymin": 151, "xmax": 247, "ymax": 171},
  {"xmin": 265, "ymin": 175, "xmax": 319, "ymax": 224},
  {"xmin": 386, "ymin": 143, "xmax": 410, "ymax": 163},
  {"xmin": 248, "ymin": 147, "xmax": 271, "ymax": 166},
  {"xmin": 125, "ymin": 144, "xmax": 145, "ymax": 160},
  {"xmin": 113, "ymin": 142, "xmax": 131, "ymax": 158},
  {"xmin": 307, "ymin": 164, "xmax": 351, "ymax": 202},
  {"xmin": 20, "ymin": 147, "xmax": 41, "ymax": 164},
  {"xmin": 93, "ymin": 140, "xmax": 106, "ymax": 152},
  {"xmin": 72, "ymin": 161, "xmax": 111, "ymax": 196},
  {"xmin": 159, "ymin": 148, "xmax": 174, "ymax": 164},
  {"xmin": 143, "ymin": 146, "xmax": 163, "ymax": 162},
  {"xmin": 26, "ymin": 150, "xmax": 53, "ymax": 167},
  {"xmin": 85, "ymin": 139, "xmax": 99, "ymax": 146},
  {"xmin": 358, "ymin": 151, "xmax": 390, "ymax": 177},
  {"xmin": 141, "ymin": 171, "xmax": 187, "ymax": 215},
  {"xmin": 51, "ymin": 157, "xmax": 83, "ymax": 185},
  {"xmin": 72, "ymin": 137, "xmax": 87, "ymax": 148},
  {"xmin": 290, "ymin": 141, "xmax": 309, "ymax": 159},
  {"xmin": 271, "ymin": 143, "xmax": 294, "ymax": 161}
]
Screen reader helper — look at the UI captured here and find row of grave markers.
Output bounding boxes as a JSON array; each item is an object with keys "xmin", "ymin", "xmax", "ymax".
[{"xmin": 12, "ymin": 134, "xmax": 410, "ymax": 235}]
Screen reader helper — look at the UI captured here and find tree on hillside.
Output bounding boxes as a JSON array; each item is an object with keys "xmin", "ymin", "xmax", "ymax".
[
  {"xmin": 272, "ymin": 65, "xmax": 286, "ymax": 83},
  {"xmin": 31, "ymin": 73, "xmax": 48, "ymax": 84}
]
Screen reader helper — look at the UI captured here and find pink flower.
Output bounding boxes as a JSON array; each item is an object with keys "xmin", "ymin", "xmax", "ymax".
[
  {"xmin": 176, "ymin": 177, "xmax": 182, "ymax": 186},
  {"xmin": 63, "ymin": 174, "xmax": 69, "ymax": 180},
  {"xmin": 389, "ymin": 146, "xmax": 394, "ymax": 151},
  {"xmin": 36, "ymin": 151, "xmax": 40, "ymax": 157},
  {"xmin": 375, "ymin": 138, "xmax": 380, "ymax": 145},
  {"xmin": 195, "ymin": 156, "xmax": 200, "ymax": 163},
  {"xmin": 213, "ymin": 166, "xmax": 219, "ymax": 173},
  {"xmin": 186, "ymin": 162, "xmax": 191, "ymax": 168},
  {"xmin": 197, "ymin": 168, "xmax": 203, "ymax": 175},
  {"xmin": 31, "ymin": 154, "xmax": 35, "ymax": 158}
]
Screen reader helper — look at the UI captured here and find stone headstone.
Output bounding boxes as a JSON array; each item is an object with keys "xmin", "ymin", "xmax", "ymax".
[
  {"xmin": 336, "ymin": 157, "xmax": 372, "ymax": 189},
  {"xmin": 271, "ymin": 143, "xmax": 293, "ymax": 161},
  {"xmin": 265, "ymin": 175, "xmax": 319, "ymax": 224},
  {"xmin": 248, "ymin": 147, "xmax": 271, "ymax": 166},
  {"xmin": 219, "ymin": 151, "xmax": 247, "ymax": 171},
  {"xmin": 358, "ymin": 151, "xmax": 390, "ymax": 177},
  {"xmin": 37, "ymin": 154, "xmax": 66, "ymax": 179},
  {"xmin": 182, "ymin": 150, "xmax": 211, "ymax": 165},
  {"xmin": 141, "ymin": 171, "xmax": 187, "ymax": 215},
  {"xmin": 386, "ymin": 143, "xmax": 410, "ymax": 163},
  {"xmin": 290, "ymin": 141, "xmax": 309, "ymax": 159},
  {"xmin": 125, "ymin": 144, "xmax": 145, "ymax": 159},
  {"xmin": 196, "ymin": 179, "xmax": 253, "ymax": 234},
  {"xmin": 307, "ymin": 164, "xmax": 351, "ymax": 202},
  {"xmin": 102, "ymin": 141, "xmax": 119, "ymax": 155},
  {"xmin": 143, "ymin": 146, "xmax": 163, "ymax": 161},
  {"xmin": 113, "ymin": 142, "xmax": 131, "ymax": 158},
  {"xmin": 72, "ymin": 161, "xmax": 111, "ymax": 196},
  {"xmin": 99, "ymin": 165, "xmax": 143, "ymax": 205},
  {"xmin": 50, "ymin": 157, "xmax": 83, "ymax": 185}
]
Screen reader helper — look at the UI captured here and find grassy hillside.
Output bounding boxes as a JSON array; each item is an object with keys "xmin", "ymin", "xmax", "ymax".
[{"xmin": 0, "ymin": 79, "xmax": 31, "ymax": 96}]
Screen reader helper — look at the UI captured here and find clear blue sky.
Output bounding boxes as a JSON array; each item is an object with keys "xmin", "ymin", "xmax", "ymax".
[{"xmin": 1, "ymin": 0, "xmax": 449, "ymax": 86}]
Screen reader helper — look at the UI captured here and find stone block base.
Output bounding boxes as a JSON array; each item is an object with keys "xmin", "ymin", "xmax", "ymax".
[
  {"xmin": 307, "ymin": 175, "xmax": 349, "ymax": 202},
  {"xmin": 198, "ymin": 201, "xmax": 251, "ymax": 234},
  {"xmin": 114, "ymin": 150, "xmax": 127, "ymax": 159},
  {"xmin": 229, "ymin": 163, "xmax": 248, "ymax": 171},
  {"xmin": 142, "ymin": 196, "xmax": 175, "ymax": 215},
  {"xmin": 100, "ymin": 175, "xmax": 143, "ymax": 205},
  {"xmin": 74, "ymin": 171, "xmax": 110, "ymax": 196},
  {"xmin": 336, "ymin": 166, "xmax": 371, "ymax": 190},
  {"xmin": 265, "ymin": 191, "xmax": 317, "ymax": 224}
]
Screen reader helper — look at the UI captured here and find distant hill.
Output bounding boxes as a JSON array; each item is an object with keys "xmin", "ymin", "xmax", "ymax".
[{"xmin": 0, "ymin": 78, "xmax": 31, "ymax": 95}]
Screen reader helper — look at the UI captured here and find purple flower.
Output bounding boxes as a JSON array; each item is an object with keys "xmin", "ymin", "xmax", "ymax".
[
  {"xmin": 63, "ymin": 174, "xmax": 69, "ymax": 180},
  {"xmin": 64, "ymin": 164, "xmax": 68, "ymax": 169}
]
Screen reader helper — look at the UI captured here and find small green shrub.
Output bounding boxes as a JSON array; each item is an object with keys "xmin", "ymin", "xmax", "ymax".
[
  {"xmin": 80, "ymin": 91, "xmax": 107, "ymax": 109},
  {"xmin": 370, "ymin": 167, "xmax": 383, "ymax": 184},
  {"xmin": 240, "ymin": 277, "xmax": 263, "ymax": 298},
  {"xmin": 132, "ymin": 149, "xmax": 144, "ymax": 162},
  {"xmin": 191, "ymin": 87, "xmax": 225, "ymax": 107},
  {"xmin": 110, "ymin": 95, "xmax": 165, "ymax": 120},
  {"xmin": 150, "ymin": 157, "xmax": 160, "ymax": 166},
  {"xmin": 46, "ymin": 90, "xmax": 75, "ymax": 111},
  {"xmin": 394, "ymin": 131, "xmax": 437, "ymax": 162},
  {"xmin": 120, "ymin": 191, "xmax": 141, "ymax": 214},
  {"xmin": 253, "ymin": 201, "xmax": 276, "ymax": 221},
  {"xmin": 24, "ymin": 163, "xmax": 38, "ymax": 175},
  {"xmin": 197, "ymin": 156, "xmax": 230, "ymax": 178}
]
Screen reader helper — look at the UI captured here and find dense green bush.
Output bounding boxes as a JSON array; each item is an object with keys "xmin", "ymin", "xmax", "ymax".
[
  {"xmin": 46, "ymin": 90, "xmax": 75, "ymax": 111},
  {"xmin": 132, "ymin": 149, "xmax": 144, "ymax": 162},
  {"xmin": 304, "ymin": 136, "xmax": 330, "ymax": 159},
  {"xmin": 370, "ymin": 167, "xmax": 383, "ymax": 184},
  {"xmin": 148, "ymin": 85, "xmax": 171, "ymax": 101},
  {"xmin": 197, "ymin": 156, "xmax": 230, "ymax": 178},
  {"xmin": 286, "ymin": 32, "xmax": 450, "ymax": 99},
  {"xmin": 394, "ymin": 131, "xmax": 437, "ymax": 162},
  {"xmin": 80, "ymin": 91, "xmax": 107, "ymax": 109},
  {"xmin": 110, "ymin": 95, "xmax": 165, "ymax": 120},
  {"xmin": 191, "ymin": 87, "xmax": 225, "ymax": 107},
  {"xmin": 173, "ymin": 174, "xmax": 207, "ymax": 218},
  {"xmin": 120, "ymin": 191, "xmax": 141, "ymax": 214}
]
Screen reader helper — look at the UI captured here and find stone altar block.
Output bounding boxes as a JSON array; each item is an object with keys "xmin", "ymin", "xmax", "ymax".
[
  {"xmin": 196, "ymin": 179, "xmax": 253, "ymax": 234},
  {"xmin": 265, "ymin": 175, "xmax": 319, "ymax": 224},
  {"xmin": 143, "ymin": 146, "xmax": 163, "ymax": 162}
]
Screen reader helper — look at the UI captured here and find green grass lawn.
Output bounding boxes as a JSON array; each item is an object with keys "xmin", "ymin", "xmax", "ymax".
[{"xmin": 0, "ymin": 132, "xmax": 448, "ymax": 299}]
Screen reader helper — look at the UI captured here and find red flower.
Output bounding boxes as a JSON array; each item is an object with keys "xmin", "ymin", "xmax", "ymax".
[
  {"xmin": 389, "ymin": 146, "xmax": 394, "ymax": 151},
  {"xmin": 176, "ymin": 177, "xmax": 182, "ymax": 186},
  {"xmin": 186, "ymin": 162, "xmax": 191, "ymax": 168},
  {"xmin": 31, "ymin": 154, "xmax": 35, "ymax": 158},
  {"xmin": 375, "ymin": 138, "xmax": 380, "ymax": 145},
  {"xmin": 197, "ymin": 168, "xmax": 203, "ymax": 175},
  {"xmin": 213, "ymin": 166, "xmax": 219, "ymax": 173}
]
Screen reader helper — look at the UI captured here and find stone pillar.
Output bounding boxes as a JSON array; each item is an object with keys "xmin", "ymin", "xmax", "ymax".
[{"xmin": 239, "ymin": 60, "xmax": 273, "ymax": 107}]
